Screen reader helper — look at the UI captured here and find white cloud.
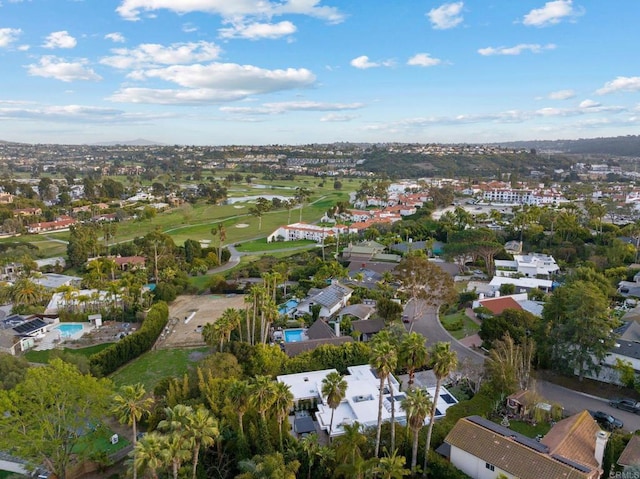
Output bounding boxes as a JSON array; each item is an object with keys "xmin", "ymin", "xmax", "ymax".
[
  {"xmin": 26, "ymin": 56, "xmax": 102, "ymax": 82},
  {"xmin": 478, "ymin": 43, "xmax": 556, "ymax": 56},
  {"xmin": 427, "ymin": 2, "xmax": 464, "ymax": 30},
  {"xmin": 320, "ymin": 113, "xmax": 357, "ymax": 122},
  {"xmin": 43, "ymin": 31, "xmax": 77, "ymax": 49},
  {"xmin": 548, "ymin": 89, "xmax": 575, "ymax": 100},
  {"xmin": 0, "ymin": 28, "xmax": 21, "ymax": 48},
  {"xmin": 407, "ymin": 53, "xmax": 441, "ymax": 67},
  {"xmin": 579, "ymin": 99, "xmax": 600, "ymax": 108},
  {"xmin": 350, "ymin": 55, "xmax": 393, "ymax": 69},
  {"xmin": 596, "ymin": 76, "xmax": 640, "ymax": 95},
  {"xmin": 522, "ymin": 0, "xmax": 577, "ymax": 27},
  {"xmin": 109, "ymin": 63, "xmax": 316, "ymax": 104},
  {"xmin": 0, "ymin": 103, "xmax": 173, "ymax": 123},
  {"xmin": 105, "ymin": 32, "xmax": 126, "ymax": 43},
  {"xmin": 116, "ymin": 0, "xmax": 345, "ymax": 24},
  {"xmin": 182, "ymin": 23, "xmax": 198, "ymax": 33},
  {"xmin": 220, "ymin": 101, "xmax": 364, "ymax": 114},
  {"xmin": 101, "ymin": 41, "xmax": 222, "ymax": 69},
  {"xmin": 219, "ymin": 21, "xmax": 297, "ymax": 40}
]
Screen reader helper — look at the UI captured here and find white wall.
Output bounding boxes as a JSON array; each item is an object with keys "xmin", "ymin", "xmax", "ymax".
[{"xmin": 450, "ymin": 446, "xmax": 515, "ymax": 479}]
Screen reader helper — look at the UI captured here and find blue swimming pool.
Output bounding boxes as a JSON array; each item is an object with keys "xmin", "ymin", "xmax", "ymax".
[
  {"xmin": 283, "ymin": 328, "xmax": 305, "ymax": 343},
  {"xmin": 55, "ymin": 323, "xmax": 84, "ymax": 338}
]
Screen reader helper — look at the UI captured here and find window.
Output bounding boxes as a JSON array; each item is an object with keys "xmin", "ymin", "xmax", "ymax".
[{"xmin": 485, "ymin": 463, "xmax": 495, "ymax": 472}]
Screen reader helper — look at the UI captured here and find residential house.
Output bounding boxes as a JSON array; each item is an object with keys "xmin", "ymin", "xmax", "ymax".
[
  {"xmin": 295, "ymin": 282, "xmax": 353, "ymax": 320},
  {"xmin": 618, "ymin": 435, "xmax": 640, "ymax": 471},
  {"xmin": 277, "ymin": 364, "xmax": 458, "ymax": 438},
  {"xmin": 113, "ymin": 255, "xmax": 146, "ymax": 271},
  {"xmin": 13, "ymin": 207, "xmax": 42, "ymax": 218},
  {"xmin": 443, "ymin": 412, "xmax": 608, "ymax": 479},
  {"xmin": 0, "ymin": 315, "xmax": 52, "ymax": 355},
  {"xmin": 473, "ymin": 292, "xmax": 544, "ymax": 317},
  {"xmin": 27, "ymin": 216, "xmax": 76, "ymax": 234},
  {"xmin": 350, "ymin": 318, "xmax": 385, "ymax": 342},
  {"xmin": 617, "ymin": 272, "xmax": 640, "ymax": 298},
  {"xmin": 488, "ymin": 276, "xmax": 554, "ymax": 293},
  {"xmin": 0, "ymin": 192, "xmax": 14, "ymax": 204},
  {"xmin": 31, "ymin": 273, "xmax": 82, "ymax": 290},
  {"xmin": 282, "ymin": 319, "xmax": 353, "ymax": 357},
  {"xmin": 494, "ymin": 253, "xmax": 559, "ymax": 279}
]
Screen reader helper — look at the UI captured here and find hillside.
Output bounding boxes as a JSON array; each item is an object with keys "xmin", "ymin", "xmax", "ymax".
[{"xmin": 496, "ymin": 135, "xmax": 640, "ymax": 157}]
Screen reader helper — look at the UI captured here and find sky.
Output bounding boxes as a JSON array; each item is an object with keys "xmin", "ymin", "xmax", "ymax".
[{"xmin": 1, "ymin": 0, "xmax": 640, "ymax": 145}]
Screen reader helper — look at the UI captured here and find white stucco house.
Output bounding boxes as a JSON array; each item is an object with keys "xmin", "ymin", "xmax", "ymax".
[
  {"xmin": 295, "ymin": 282, "xmax": 353, "ymax": 320},
  {"xmin": 494, "ymin": 253, "xmax": 559, "ymax": 279}
]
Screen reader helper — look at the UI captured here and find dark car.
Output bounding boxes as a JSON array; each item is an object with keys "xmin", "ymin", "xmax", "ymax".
[
  {"xmin": 589, "ymin": 410, "xmax": 624, "ymax": 430},
  {"xmin": 608, "ymin": 398, "xmax": 640, "ymax": 413}
]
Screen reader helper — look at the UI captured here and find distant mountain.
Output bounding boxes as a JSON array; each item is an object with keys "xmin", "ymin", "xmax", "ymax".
[
  {"xmin": 496, "ymin": 135, "xmax": 640, "ymax": 157},
  {"xmin": 93, "ymin": 139, "xmax": 166, "ymax": 146}
]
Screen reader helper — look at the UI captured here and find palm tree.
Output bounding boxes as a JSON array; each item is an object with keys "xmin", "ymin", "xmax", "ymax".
[
  {"xmin": 250, "ymin": 375, "xmax": 277, "ymax": 450},
  {"xmin": 158, "ymin": 404, "xmax": 194, "ymax": 479},
  {"xmin": 399, "ymin": 332, "xmax": 428, "ymax": 388},
  {"xmin": 165, "ymin": 431, "xmax": 192, "ymax": 479},
  {"xmin": 272, "ymin": 381, "xmax": 294, "ymax": 450},
  {"xmin": 295, "ymin": 186, "xmax": 312, "ymax": 222},
  {"xmin": 132, "ymin": 432, "xmax": 168, "ymax": 479},
  {"xmin": 186, "ymin": 406, "xmax": 219, "ymax": 479},
  {"xmin": 321, "ymin": 371, "xmax": 348, "ymax": 436},
  {"xmin": 300, "ymin": 433, "xmax": 320, "ymax": 479},
  {"xmin": 333, "ymin": 422, "xmax": 367, "ymax": 466},
  {"xmin": 216, "ymin": 223, "xmax": 226, "ymax": 265},
  {"xmin": 370, "ymin": 340, "xmax": 398, "ymax": 457},
  {"xmin": 401, "ymin": 388, "xmax": 431, "ymax": 473},
  {"xmin": 111, "ymin": 383, "xmax": 154, "ymax": 479},
  {"xmin": 423, "ymin": 342, "xmax": 457, "ymax": 477},
  {"xmin": 228, "ymin": 379, "xmax": 251, "ymax": 440},
  {"xmin": 370, "ymin": 449, "xmax": 411, "ymax": 479}
]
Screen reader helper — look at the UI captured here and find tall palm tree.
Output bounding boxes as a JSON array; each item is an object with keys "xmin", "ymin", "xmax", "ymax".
[
  {"xmin": 165, "ymin": 431, "xmax": 192, "ymax": 479},
  {"xmin": 423, "ymin": 342, "xmax": 457, "ymax": 477},
  {"xmin": 186, "ymin": 406, "xmax": 219, "ymax": 479},
  {"xmin": 272, "ymin": 381, "xmax": 294, "ymax": 450},
  {"xmin": 132, "ymin": 432, "xmax": 169, "ymax": 479},
  {"xmin": 295, "ymin": 186, "xmax": 311, "ymax": 222},
  {"xmin": 399, "ymin": 332, "xmax": 429, "ymax": 388},
  {"xmin": 370, "ymin": 340, "xmax": 398, "ymax": 457},
  {"xmin": 217, "ymin": 223, "xmax": 226, "ymax": 265},
  {"xmin": 300, "ymin": 433, "xmax": 320, "ymax": 479},
  {"xmin": 111, "ymin": 383, "xmax": 154, "ymax": 479},
  {"xmin": 158, "ymin": 404, "xmax": 194, "ymax": 479},
  {"xmin": 228, "ymin": 379, "xmax": 251, "ymax": 439},
  {"xmin": 321, "ymin": 371, "xmax": 348, "ymax": 436},
  {"xmin": 401, "ymin": 388, "xmax": 431, "ymax": 473},
  {"xmin": 250, "ymin": 375, "xmax": 277, "ymax": 450}
]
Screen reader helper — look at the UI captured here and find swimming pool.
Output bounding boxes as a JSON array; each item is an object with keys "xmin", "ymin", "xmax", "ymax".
[
  {"xmin": 55, "ymin": 323, "xmax": 85, "ymax": 338},
  {"xmin": 283, "ymin": 328, "xmax": 306, "ymax": 343}
]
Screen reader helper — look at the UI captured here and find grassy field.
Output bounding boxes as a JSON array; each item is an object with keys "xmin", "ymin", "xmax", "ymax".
[
  {"xmin": 110, "ymin": 347, "xmax": 209, "ymax": 391},
  {"xmin": 24, "ymin": 343, "xmax": 114, "ymax": 364},
  {"xmin": 440, "ymin": 311, "xmax": 481, "ymax": 340},
  {"xmin": 73, "ymin": 424, "xmax": 130, "ymax": 455}
]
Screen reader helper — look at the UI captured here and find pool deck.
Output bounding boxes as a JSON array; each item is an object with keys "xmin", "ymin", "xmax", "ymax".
[{"xmin": 34, "ymin": 322, "xmax": 95, "ymax": 351}]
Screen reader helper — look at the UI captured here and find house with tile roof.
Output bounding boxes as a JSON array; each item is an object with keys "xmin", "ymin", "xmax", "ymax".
[
  {"xmin": 584, "ymin": 318, "xmax": 640, "ymax": 385},
  {"xmin": 618, "ymin": 434, "xmax": 640, "ymax": 471},
  {"xmin": 443, "ymin": 412, "xmax": 608, "ymax": 479}
]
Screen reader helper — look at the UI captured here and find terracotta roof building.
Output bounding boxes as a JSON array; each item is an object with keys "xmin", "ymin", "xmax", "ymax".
[{"xmin": 443, "ymin": 412, "xmax": 607, "ymax": 479}]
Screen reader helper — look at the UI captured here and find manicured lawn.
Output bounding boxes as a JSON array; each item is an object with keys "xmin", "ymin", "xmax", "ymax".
[
  {"xmin": 235, "ymin": 238, "xmax": 316, "ymax": 252},
  {"xmin": 25, "ymin": 343, "xmax": 115, "ymax": 364},
  {"xmin": 0, "ymin": 471, "xmax": 27, "ymax": 479},
  {"xmin": 73, "ymin": 424, "xmax": 130, "ymax": 455},
  {"xmin": 440, "ymin": 311, "xmax": 480, "ymax": 340},
  {"xmin": 111, "ymin": 347, "xmax": 209, "ymax": 391}
]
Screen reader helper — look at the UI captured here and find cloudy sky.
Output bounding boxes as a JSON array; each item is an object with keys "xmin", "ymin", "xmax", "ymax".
[{"xmin": 1, "ymin": 0, "xmax": 639, "ymax": 145}]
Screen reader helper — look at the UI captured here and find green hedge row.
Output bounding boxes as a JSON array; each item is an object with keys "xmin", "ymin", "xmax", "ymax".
[{"xmin": 89, "ymin": 302, "xmax": 169, "ymax": 377}]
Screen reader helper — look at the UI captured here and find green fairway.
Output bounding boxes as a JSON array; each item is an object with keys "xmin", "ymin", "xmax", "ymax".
[
  {"xmin": 25, "ymin": 343, "xmax": 115, "ymax": 364},
  {"xmin": 110, "ymin": 347, "xmax": 209, "ymax": 391}
]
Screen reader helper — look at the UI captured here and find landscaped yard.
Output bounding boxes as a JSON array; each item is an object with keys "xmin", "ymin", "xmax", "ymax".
[
  {"xmin": 501, "ymin": 419, "xmax": 552, "ymax": 438},
  {"xmin": 440, "ymin": 310, "xmax": 481, "ymax": 340},
  {"xmin": 110, "ymin": 347, "xmax": 209, "ymax": 391},
  {"xmin": 25, "ymin": 343, "xmax": 114, "ymax": 364},
  {"xmin": 0, "ymin": 471, "xmax": 26, "ymax": 479},
  {"xmin": 73, "ymin": 424, "xmax": 130, "ymax": 456}
]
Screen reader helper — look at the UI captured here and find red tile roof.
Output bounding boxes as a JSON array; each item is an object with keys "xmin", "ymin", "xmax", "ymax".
[{"xmin": 479, "ymin": 296, "xmax": 523, "ymax": 315}]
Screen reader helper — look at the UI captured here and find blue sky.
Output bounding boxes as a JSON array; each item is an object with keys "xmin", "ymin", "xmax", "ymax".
[{"xmin": 1, "ymin": 0, "xmax": 639, "ymax": 145}]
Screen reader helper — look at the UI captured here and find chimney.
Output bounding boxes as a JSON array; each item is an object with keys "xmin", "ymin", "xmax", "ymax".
[
  {"xmin": 594, "ymin": 430, "xmax": 609, "ymax": 468},
  {"xmin": 334, "ymin": 321, "xmax": 340, "ymax": 337}
]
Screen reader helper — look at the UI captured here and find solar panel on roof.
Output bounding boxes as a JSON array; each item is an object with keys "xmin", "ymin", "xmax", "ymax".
[
  {"xmin": 551, "ymin": 454, "xmax": 592, "ymax": 473},
  {"xmin": 12, "ymin": 318, "xmax": 48, "ymax": 335}
]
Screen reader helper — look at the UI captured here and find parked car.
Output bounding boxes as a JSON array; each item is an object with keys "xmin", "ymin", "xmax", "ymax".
[
  {"xmin": 608, "ymin": 398, "xmax": 640, "ymax": 413},
  {"xmin": 589, "ymin": 410, "xmax": 624, "ymax": 430}
]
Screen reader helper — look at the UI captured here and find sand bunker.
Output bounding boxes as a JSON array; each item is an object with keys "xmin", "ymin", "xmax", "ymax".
[
  {"xmin": 235, "ymin": 223, "xmax": 249, "ymax": 228},
  {"xmin": 234, "ymin": 205, "xmax": 245, "ymax": 209}
]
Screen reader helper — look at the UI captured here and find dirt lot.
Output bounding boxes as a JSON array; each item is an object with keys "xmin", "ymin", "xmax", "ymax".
[{"xmin": 155, "ymin": 294, "xmax": 247, "ymax": 349}]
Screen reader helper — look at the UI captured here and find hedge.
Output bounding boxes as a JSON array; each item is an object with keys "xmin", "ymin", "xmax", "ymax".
[{"xmin": 89, "ymin": 302, "xmax": 169, "ymax": 377}]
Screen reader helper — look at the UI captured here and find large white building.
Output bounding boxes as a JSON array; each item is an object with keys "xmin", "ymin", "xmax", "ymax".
[
  {"xmin": 277, "ymin": 365, "xmax": 458, "ymax": 438},
  {"xmin": 267, "ymin": 222, "xmax": 348, "ymax": 243},
  {"xmin": 494, "ymin": 253, "xmax": 559, "ymax": 279}
]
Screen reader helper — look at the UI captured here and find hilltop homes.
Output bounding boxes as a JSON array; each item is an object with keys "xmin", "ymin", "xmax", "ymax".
[{"xmin": 494, "ymin": 253, "xmax": 559, "ymax": 279}]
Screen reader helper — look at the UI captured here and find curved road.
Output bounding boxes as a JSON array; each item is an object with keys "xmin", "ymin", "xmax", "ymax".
[{"xmin": 404, "ymin": 299, "xmax": 640, "ymax": 432}]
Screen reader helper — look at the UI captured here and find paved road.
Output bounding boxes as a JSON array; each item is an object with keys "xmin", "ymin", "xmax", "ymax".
[{"xmin": 403, "ymin": 299, "xmax": 640, "ymax": 431}]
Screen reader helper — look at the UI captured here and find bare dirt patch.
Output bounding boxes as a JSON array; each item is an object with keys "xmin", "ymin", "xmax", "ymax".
[{"xmin": 156, "ymin": 294, "xmax": 246, "ymax": 349}]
